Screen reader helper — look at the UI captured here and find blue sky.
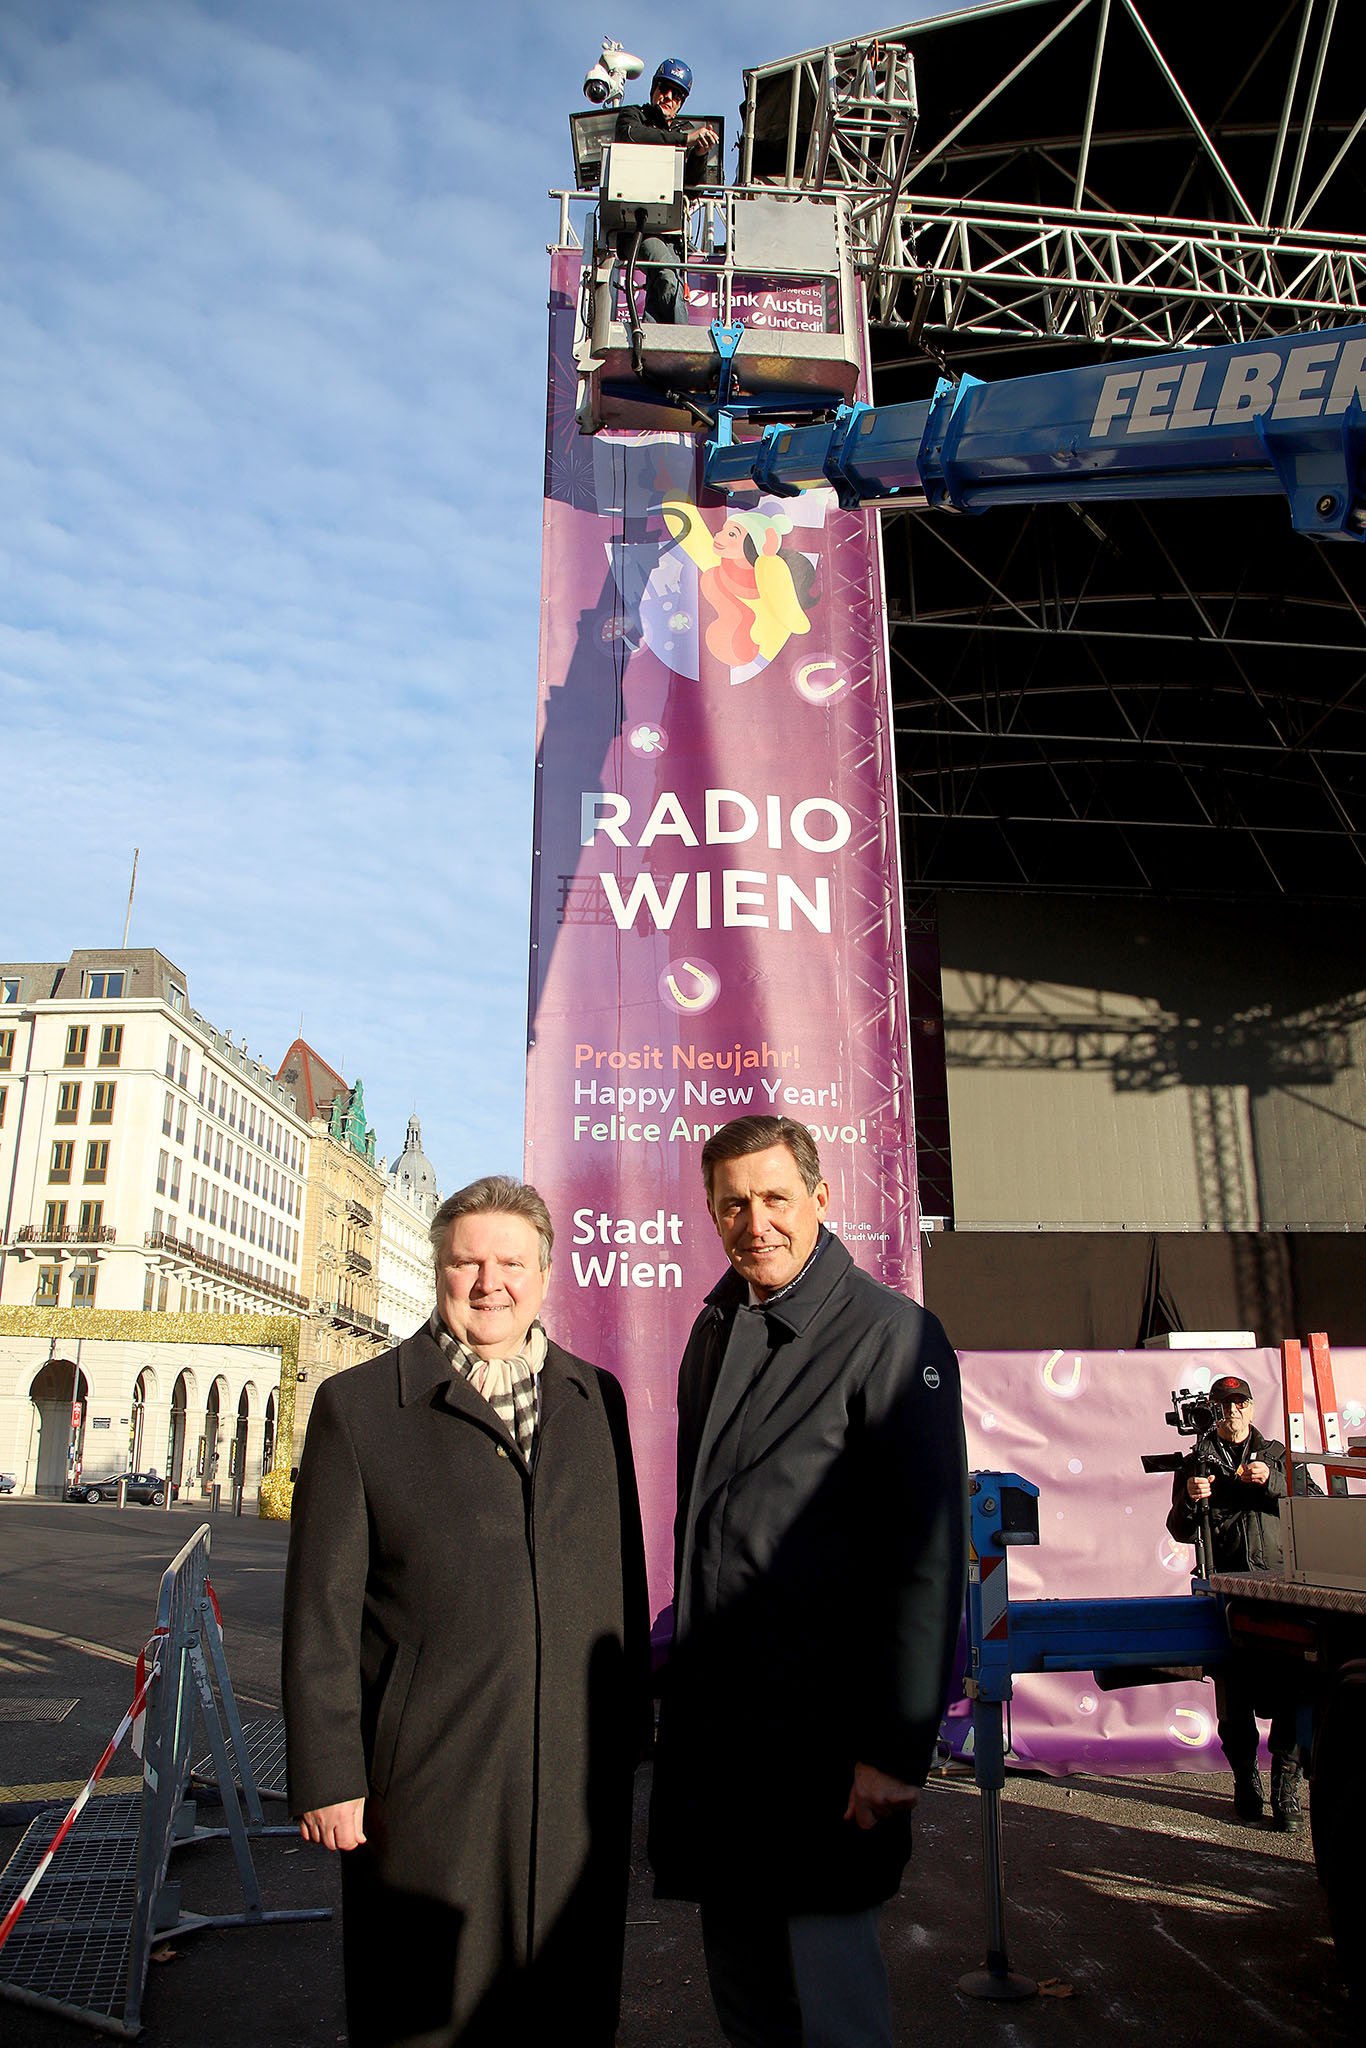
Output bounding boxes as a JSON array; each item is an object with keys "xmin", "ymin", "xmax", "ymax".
[{"xmin": 0, "ymin": 0, "xmax": 946, "ymax": 1192}]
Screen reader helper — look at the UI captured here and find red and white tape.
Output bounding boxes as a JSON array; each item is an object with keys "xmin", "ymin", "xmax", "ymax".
[
  {"xmin": 131, "ymin": 1626, "xmax": 168, "ymax": 1758},
  {"xmin": 0, "ymin": 1649, "xmax": 162, "ymax": 1955}
]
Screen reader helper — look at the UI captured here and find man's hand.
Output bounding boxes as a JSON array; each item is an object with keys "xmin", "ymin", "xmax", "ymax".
[
  {"xmin": 687, "ymin": 125, "xmax": 719, "ymax": 155},
  {"xmin": 299, "ymin": 1799, "xmax": 366, "ymax": 1851},
  {"xmin": 1238, "ymin": 1458, "xmax": 1270, "ymax": 1486},
  {"xmin": 1186, "ymin": 1475, "xmax": 1212, "ymax": 1502},
  {"xmin": 844, "ymin": 1762, "xmax": 920, "ymax": 1830}
]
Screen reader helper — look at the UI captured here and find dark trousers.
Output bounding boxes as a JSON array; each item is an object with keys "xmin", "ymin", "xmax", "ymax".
[
  {"xmin": 613, "ymin": 236, "xmax": 689, "ymax": 324},
  {"xmin": 1214, "ymin": 1655, "xmax": 1300, "ymax": 1773},
  {"xmin": 699, "ymin": 1898, "xmax": 895, "ymax": 2048}
]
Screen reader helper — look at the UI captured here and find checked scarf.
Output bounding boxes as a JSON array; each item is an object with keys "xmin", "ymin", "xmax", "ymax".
[{"xmin": 429, "ymin": 1308, "xmax": 545, "ymax": 1461}]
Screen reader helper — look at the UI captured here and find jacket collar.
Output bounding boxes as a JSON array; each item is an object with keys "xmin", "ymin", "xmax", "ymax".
[
  {"xmin": 1208, "ymin": 1422, "xmax": 1271, "ymax": 1470},
  {"xmin": 702, "ymin": 1227, "xmax": 852, "ymax": 1336}
]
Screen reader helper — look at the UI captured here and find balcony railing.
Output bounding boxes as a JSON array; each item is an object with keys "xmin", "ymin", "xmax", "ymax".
[
  {"xmin": 14, "ymin": 1223, "xmax": 117, "ymax": 1247},
  {"xmin": 345, "ymin": 1251, "xmax": 373, "ymax": 1275},
  {"xmin": 143, "ymin": 1231, "xmax": 309, "ymax": 1312},
  {"xmin": 346, "ymin": 1200, "xmax": 373, "ymax": 1228},
  {"xmin": 322, "ymin": 1299, "xmax": 390, "ymax": 1340}
]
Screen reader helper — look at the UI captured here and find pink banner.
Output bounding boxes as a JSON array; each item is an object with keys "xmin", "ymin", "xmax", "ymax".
[
  {"xmin": 948, "ymin": 1345, "xmax": 1366, "ymax": 1774},
  {"xmin": 682, "ymin": 272, "xmax": 840, "ymax": 334},
  {"xmin": 614, "ymin": 267, "xmax": 839, "ymax": 335},
  {"xmin": 529, "ymin": 251, "xmax": 919, "ymax": 1615}
]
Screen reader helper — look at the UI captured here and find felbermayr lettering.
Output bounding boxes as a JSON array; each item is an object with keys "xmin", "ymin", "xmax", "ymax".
[{"xmin": 1088, "ymin": 337, "xmax": 1366, "ymax": 439}]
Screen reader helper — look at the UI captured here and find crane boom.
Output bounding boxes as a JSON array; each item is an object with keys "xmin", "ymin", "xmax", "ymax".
[{"xmin": 703, "ymin": 324, "xmax": 1366, "ymax": 542}]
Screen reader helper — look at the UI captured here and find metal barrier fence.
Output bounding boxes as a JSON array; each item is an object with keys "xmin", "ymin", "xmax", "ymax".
[{"xmin": 0, "ymin": 1522, "xmax": 328, "ymax": 2036}]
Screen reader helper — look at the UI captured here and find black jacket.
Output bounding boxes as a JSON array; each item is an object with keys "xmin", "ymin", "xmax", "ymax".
[
  {"xmin": 613, "ymin": 99, "xmax": 710, "ymax": 187},
  {"xmin": 1166, "ymin": 1424, "xmax": 1287, "ymax": 1573},
  {"xmin": 648, "ymin": 1230, "xmax": 968, "ymax": 1910}
]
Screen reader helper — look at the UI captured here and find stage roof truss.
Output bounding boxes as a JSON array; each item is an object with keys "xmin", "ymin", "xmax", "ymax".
[
  {"xmin": 882, "ymin": 203, "xmax": 1366, "ymax": 351},
  {"xmin": 881, "ymin": 490, "xmax": 1366, "ymax": 897},
  {"xmin": 744, "ymin": 0, "xmax": 1366, "ymax": 347}
]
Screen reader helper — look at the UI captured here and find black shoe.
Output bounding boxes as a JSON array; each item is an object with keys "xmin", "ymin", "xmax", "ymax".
[
  {"xmin": 1270, "ymin": 1758, "xmax": 1303, "ymax": 1834},
  {"xmin": 1233, "ymin": 1769, "xmax": 1265, "ymax": 1821}
]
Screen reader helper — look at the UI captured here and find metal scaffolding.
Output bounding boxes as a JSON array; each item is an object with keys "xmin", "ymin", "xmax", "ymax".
[
  {"xmin": 883, "ymin": 492, "xmax": 1366, "ymax": 898},
  {"xmin": 741, "ymin": 0, "xmax": 1366, "ymax": 901},
  {"xmin": 741, "ymin": 0, "xmax": 1366, "ymax": 348}
]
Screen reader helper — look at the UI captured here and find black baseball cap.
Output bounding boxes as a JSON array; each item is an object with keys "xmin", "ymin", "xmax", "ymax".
[{"xmin": 1209, "ymin": 1375, "xmax": 1253, "ymax": 1406}]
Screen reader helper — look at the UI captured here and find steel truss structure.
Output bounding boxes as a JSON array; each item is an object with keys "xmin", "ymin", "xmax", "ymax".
[
  {"xmin": 871, "ymin": 196, "xmax": 1366, "ymax": 350},
  {"xmin": 884, "ymin": 491, "xmax": 1366, "ymax": 898},
  {"xmin": 743, "ymin": 0, "xmax": 1366, "ymax": 353},
  {"xmin": 744, "ymin": 0, "xmax": 1366, "ymax": 904}
]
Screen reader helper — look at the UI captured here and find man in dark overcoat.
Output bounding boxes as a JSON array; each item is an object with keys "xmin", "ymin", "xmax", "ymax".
[
  {"xmin": 283, "ymin": 1175, "xmax": 648, "ymax": 2048},
  {"xmin": 649, "ymin": 1116, "xmax": 968, "ymax": 2048}
]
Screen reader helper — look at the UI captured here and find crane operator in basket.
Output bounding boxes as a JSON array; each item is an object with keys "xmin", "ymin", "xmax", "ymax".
[{"xmin": 613, "ymin": 58, "xmax": 718, "ymax": 325}]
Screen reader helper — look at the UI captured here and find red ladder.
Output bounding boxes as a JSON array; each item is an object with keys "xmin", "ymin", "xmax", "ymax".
[{"xmin": 1281, "ymin": 1332, "xmax": 1358, "ymax": 1497}]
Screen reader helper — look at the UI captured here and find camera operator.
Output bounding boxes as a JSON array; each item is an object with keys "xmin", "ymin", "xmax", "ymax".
[{"xmin": 1165, "ymin": 1375, "xmax": 1301, "ymax": 1830}]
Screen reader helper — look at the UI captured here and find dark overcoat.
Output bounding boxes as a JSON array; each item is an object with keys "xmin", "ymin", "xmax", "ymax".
[
  {"xmin": 648, "ymin": 1231, "xmax": 968, "ymax": 1912},
  {"xmin": 282, "ymin": 1324, "xmax": 648, "ymax": 2048}
]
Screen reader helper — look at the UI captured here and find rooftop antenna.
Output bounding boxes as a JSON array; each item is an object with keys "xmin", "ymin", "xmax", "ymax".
[{"xmin": 121, "ymin": 849, "xmax": 139, "ymax": 948}]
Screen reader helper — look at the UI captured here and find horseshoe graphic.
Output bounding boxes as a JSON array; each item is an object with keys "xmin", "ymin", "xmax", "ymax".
[
  {"xmin": 665, "ymin": 961, "xmax": 718, "ymax": 1011},
  {"xmin": 1169, "ymin": 1706, "xmax": 1211, "ymax": 1748},
  {"xmin": 1042, "ymin": 1349, "xmax": 1083, "ymax": 1397},
  {"xmin": 796, "ymin": 660, "xmax": 849, "ymax": 702}
]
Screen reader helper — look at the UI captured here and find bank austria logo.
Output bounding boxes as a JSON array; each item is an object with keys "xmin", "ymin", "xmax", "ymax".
[{"xmin": 923, "ymin": 1365, "xmax": 940, "ymax": 1390}]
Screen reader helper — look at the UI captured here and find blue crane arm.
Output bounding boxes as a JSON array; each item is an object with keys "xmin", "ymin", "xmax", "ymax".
[
  {"xmin": 703, "ymin": 324, "xmax": 1366, "ymax": 542},
  {"xmin": 965, "ymin": 1473, "xmax": 1229, "ymax": 1707}
]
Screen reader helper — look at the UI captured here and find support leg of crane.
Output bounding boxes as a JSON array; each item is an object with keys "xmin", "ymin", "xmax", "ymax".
[
  {"xmin": 709, "ymin": 322, "xmax": 744, "ymax": 412},
  {"xmin": 958, "ymin": 1696, "xmax": 1037, "ymax": 2001}
]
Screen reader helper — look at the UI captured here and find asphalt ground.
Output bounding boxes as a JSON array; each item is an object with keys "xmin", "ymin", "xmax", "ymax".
[{"xmin": 0, "ymin": 1501, "xmax": 1356, "ymax": 2047}]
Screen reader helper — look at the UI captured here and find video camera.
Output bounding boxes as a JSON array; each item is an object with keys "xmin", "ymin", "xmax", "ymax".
[
  {"xmin": 1141, "ymin": 1386, "xmax": 1222, "ymax": 1476},
  {"xmin": 1165, "ymin": 1387, "xmax": 1218, "ymax": 1436},
  {"xmin": 584, "ymin": 39, "xmax": 644, "ymax": 107}
]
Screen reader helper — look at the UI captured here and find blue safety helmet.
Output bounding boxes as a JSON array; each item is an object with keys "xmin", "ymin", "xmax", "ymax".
[{"xmin": 653, "ymin": 58, "xmax": 692, "ymax": 102}]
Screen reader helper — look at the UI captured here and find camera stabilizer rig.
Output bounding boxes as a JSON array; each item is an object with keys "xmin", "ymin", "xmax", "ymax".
[{"xmin": 1141, "ymin": 1387, "xmax": 1225, "ymax": 1578}]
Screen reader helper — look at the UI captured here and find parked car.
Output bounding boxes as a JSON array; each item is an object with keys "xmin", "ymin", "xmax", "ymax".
[
  {"xmin": 0, "ymin": 1473, "xmax": 15, "ymax": 1494},
  {"xmin": 67, "ymin": 1471, "xmax": 176, "ymax": 1506}
]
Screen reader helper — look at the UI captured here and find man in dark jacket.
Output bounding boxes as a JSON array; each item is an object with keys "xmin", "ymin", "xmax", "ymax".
[
  {"xmin": 283, "ymin": 1176, "xmax": 648, "ymax": 2048},
  {"xmin": 1166, "ymin": 1374, "xmax": 1302, "ymax": 1829},
  {"xmin": 613, "ymin": 57, "xmax": 717, "ymax": 323},
  {"xmin": 649, "ymin": 1115, "xmax": 968, "ymax": 2048}
]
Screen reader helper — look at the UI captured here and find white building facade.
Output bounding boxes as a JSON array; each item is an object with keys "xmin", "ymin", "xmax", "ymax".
[
  {"xmin": 0, "ymin": 947, "xmax": 312, "ymax": 1501},
  {"xmin": 375, "ymin": 1114, "xmax": 440, "ymax": 1345},
  {"xmin": 1, "ymin": 1333, "xmax": 284, "ymax": 1510}
]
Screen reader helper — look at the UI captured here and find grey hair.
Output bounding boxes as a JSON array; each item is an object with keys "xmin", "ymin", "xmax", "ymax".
[
  {"xmin": 700, "ymin": 1116, "xmax": 823, "ymax": 1202},
  {"xmin": 429, "ymin": 1175, "xmax": 554, "ymax": 1275}
]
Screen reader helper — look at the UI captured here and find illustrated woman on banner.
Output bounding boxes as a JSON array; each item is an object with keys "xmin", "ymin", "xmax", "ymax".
[{"xmin": 662, "ymin": 501, "xmax": 818, "ymax": 682}]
